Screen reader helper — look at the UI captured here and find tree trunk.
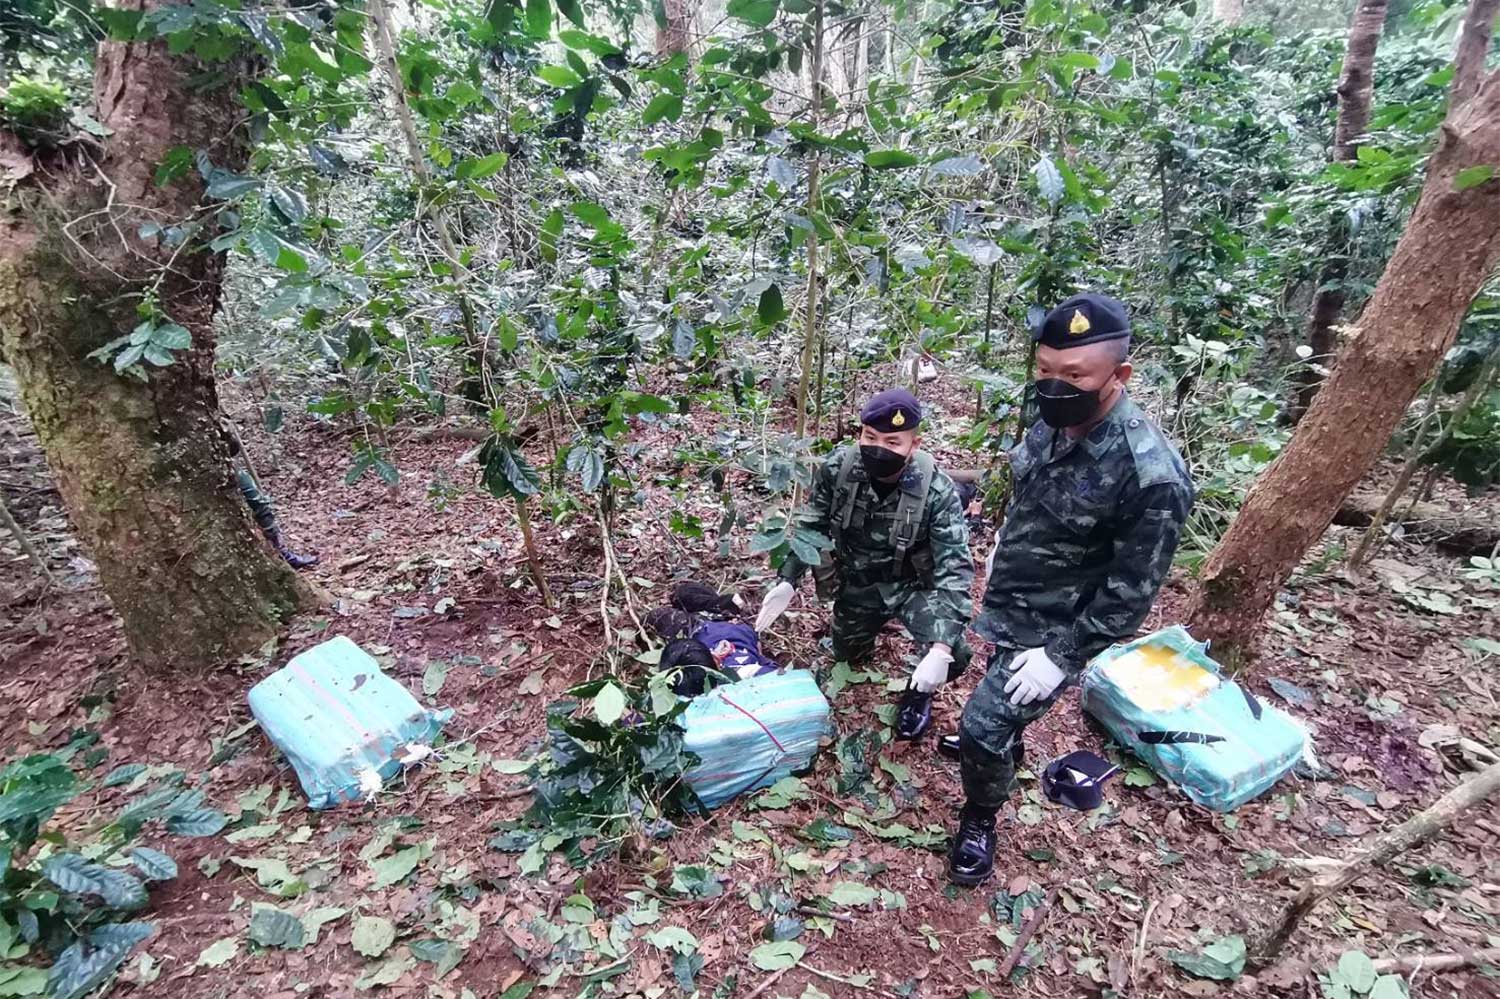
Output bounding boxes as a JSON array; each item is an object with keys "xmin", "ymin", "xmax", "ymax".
[
  {"xmin": 1291, "ymin": 0, "xmax": 1389, "ymax": 421},
  {"xmin": 656, "ymin": 0, "xmax": 695, "ymax": 57},
  {"xmin": 1185, "ymin": 52, "xmax": 1500, "ymax": 665},
  {"xmin": 1213, "ymin": 0, "xmax": 1245, "ymax": 25},
  {"xmin": 0, "ymin": 2, "xmax": 313, "ymax": 668}
]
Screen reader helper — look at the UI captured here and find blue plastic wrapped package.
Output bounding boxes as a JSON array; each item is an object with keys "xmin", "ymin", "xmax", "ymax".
[
  {"xmin": 1080, "ymin": 626, "xmax": 1310, "ymax": 812},
  {"xmin": 248, "ymin": 636, "xmax": 453, "ymax": 809},
  {"xmin": 681, "ymin": 670, "xmax": 830, "ymax": 809}
]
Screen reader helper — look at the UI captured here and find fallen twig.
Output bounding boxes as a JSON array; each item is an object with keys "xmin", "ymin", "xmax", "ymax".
[
  {"xmin": 1372, "ymin": 948, "xmax": 1500, "ymax": 975},
  {"xmin": 998, "ymin": 885, "xmax": 1060, "ymax": 978},
  {"xmin": 742, "ymin": 967, "xmax": 791, "ymax": 999}
]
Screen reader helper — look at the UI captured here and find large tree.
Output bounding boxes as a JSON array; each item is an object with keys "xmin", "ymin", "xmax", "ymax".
[
  {"xmin": 0, "ymin": 0, "xmax": 313, "ymax": 668},
  {"xmin": 1290, "ymin": 0, "xmax": 1390, "ymax": 420},
  {"xmin": 1185, "ymin": 0, "xmax": 1500, "ymax": 665}
]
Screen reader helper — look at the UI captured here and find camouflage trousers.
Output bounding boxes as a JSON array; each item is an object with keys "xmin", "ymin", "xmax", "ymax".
[
  {"xmin": 958, "ymin": 643, "xmax": 1069, "ymax": 816},
  {"xmin": 237, "ymin": 469, "xmax": 278, "ymax": 534},
  {"xmin": 829, "ymin": 580, "xmax": 972, "ymax": 679}
]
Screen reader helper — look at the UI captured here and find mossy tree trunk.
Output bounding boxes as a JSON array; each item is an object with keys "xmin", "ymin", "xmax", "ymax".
[{"xmin": 0, "ymin": 0, "xmax": 313, "ymax": 669}]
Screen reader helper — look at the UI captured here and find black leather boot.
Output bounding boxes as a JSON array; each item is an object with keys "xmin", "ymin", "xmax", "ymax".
[
  {"xmin": 938, "ymin": 734, "xmax": 1023, "ymax": 768},
  {"xmin": 947, "ymin": 807, "xmax": 997, "ymax": 887},
  {"xmin": 895, "ymin": 689, "xmax": 932, "ymax": 740}
]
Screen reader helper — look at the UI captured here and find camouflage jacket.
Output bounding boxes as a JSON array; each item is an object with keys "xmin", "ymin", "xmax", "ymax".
[
  {"xmin": 779, "ymin": 447, "xmax": 974, "ymax": 648},
  {"xmin": 976, "ymin": 395, "xmax": 1194, "ymax": 674}
]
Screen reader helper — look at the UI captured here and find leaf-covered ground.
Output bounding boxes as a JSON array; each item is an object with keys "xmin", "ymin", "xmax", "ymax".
[{"xmin": 2, "ymin": 372, "xmax": 1498, "ymax": 999}]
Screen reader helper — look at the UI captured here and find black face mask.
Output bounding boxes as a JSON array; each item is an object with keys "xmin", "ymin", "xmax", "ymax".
[
  {"xmin": 859, "ymin": 445, "xmax": 908, "ymax": 480},
  {"xmin": 1034, "ymin": 377, "xmax": 1103, "ymax": 429}
]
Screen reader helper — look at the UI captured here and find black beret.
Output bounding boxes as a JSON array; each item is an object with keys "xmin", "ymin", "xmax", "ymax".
[
  {"xmin": 1035, "ymin": 293, "xmax": 1131, "ymax": 349},
  {"xmin": 860, "ymin": 388, "xmax": 922, "ymax": 433}
]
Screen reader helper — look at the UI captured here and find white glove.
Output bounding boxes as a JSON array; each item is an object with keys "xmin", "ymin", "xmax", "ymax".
[
  {"xmin": 1002, "ymin": 647, "xmax": 1067, "ymax": 706},
  {"xmin": 755, "ymin": 581, "xmax": 795, "ymax": 632},
  {"xmin": 911, "ymin": 645, "xmax": 953, "ymax": 693}
]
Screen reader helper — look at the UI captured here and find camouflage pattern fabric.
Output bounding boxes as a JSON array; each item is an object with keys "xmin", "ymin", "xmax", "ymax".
[
  {"xmin": 831, "ymin": 580, "xmax": 973, "ymax": 678},
  {"xmin": 237, "ymin": 469, "xmax": 278, "ymax": 534},
  {"xmin": 961, "ymin": 394, "xmax": 1193, "ymax": 814},
  {"xmin": 781, "ymin": 446, "xmax": 974, "ymax": 653},
  {"xmin": 974, "ymin": 395, "xmax": 1194, "ymax": 675}
]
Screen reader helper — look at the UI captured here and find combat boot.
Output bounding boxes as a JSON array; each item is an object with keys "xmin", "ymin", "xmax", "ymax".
[
  {"xmin": 894, "ymin": 689, "xmax": 932, "ymax": 740},
  {"xmin": 268, "ymin": 530, "xmax": 319, "ymax": 570},
  {"xmin": 947, "ymin": 807, "xmax": 997, "ymax": 886}
]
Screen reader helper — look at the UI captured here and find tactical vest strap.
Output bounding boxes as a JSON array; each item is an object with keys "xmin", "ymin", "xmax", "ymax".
[
  {"xmin": 893, "ymin": 451, "xmax": 935, "ymax": 561},
  {"xmin": 830, "ymin": 447, "xmax": 862, "ymax": 548}
]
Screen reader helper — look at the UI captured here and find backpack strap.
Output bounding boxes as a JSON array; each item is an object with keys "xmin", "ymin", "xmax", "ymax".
[
  {"xmin": 892, "ymin": 450, "xmax": 935, "ymax": 562},
  {"xmin": 830, "ymin": 447, "xmax": 862, "ymax": 548}
]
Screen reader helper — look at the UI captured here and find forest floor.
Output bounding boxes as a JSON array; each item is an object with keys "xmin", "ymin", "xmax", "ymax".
[{"xmin": 2, "ymin": 365, "xmax": 1499, "ymax": 999}]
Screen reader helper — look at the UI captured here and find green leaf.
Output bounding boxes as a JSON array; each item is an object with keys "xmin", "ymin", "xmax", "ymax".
[
  {"xmin": 166, "ymin": 809, "xmax": 228, "ymax": 837},
  {"xmin": 369, "ymin": 842, "xmax": 433, "ymax": 889},
  {"xmin": 249, "ymin": 904, "xmax": 307, "ymax": 949},
  {"xmin": 205, "ymin": 171, "xmax": 259, "ymax": 200},
  {"xmin": 493, "ymin": 758, "xmax": 533, "ymax": 774},
  {"xmin": 864, "ymin": 149, "xmax": 919, "ymax": 169},
  {"xmin": 643, "ymin": 93, "xmax": 684, "ymax": 125},
  {"xmin": 537, "ymin": 65, "xmax": 583, "ymax": 89},
  {"xmin": 0, "ymin": 967, "xmax": 47, "ymax": 996},
  {"xmin": 129, "ymin": 847, "xmax": 177, "ymax": 882},
  {"xmin": 48, "ymin": 923, "xmax": 152, "ymax": 999},
  {"xmin": 757, "ymin": 283, "xmax": 787, "ymax": 324},
  {"xmin": 245, "ymin": 229, "xmax": 281, "ymax": 265},
  {"xmin": 102, "ymin": 764, "xmax": 146, "ymax": 789},
  {"xmin": 353, "ymin": 956, "xmax": 415, "ymax": 990},
  {"xmin": 351, "ymin": 915, "xmax": 396, "ymax": 958},
  {"xmin": 525, "ymin": 0, "xmax": 550, "ymax": 37},
  {"xmin": 1368, "ymin": 976, "xmax": 1408, "ymax": 999},
  {"xmin": 727, "ymin": 0, "xmax": 778, "ymax": 28},
  {"xmin": 423, "ymin": 661, "xmax": 449, "ymax": 698},
  {"xmin": 1166, "ymin": 935, "xmax": 1245, "ymax": 981},
  {"xmin": 456, "ymin": 152, "xmax": 509, "ymax": 180},
  {"xmin": 826, "ymin": 882, "xmax": 877, "ymax": 907},
  {"xmin": 1453, "ymin": 164, "xmax": 1496, "ymax": 191},
  {"xmin": 1336, "ymin": 951, "xmax": 1377, "ymax": 993},
  {"xmin": 1033, "ymin": 154, "xmax": 1064, "ymax": 205},
  {"xmin": 301, "ymin": 907, "xmax": 346, "ymax": 945},
  {"xmin": 647, "ymin": 927, "xmax": 699, "ymax": 955},
  {"xmin": 148, "ymin": 322, "xmax": 191, "ymax": 350},
  {"xmin": 539, "ymin": 208, "xmax": 564, "ymax": 263},
  {"xmin": 594, "ymin": 683, "xmax": 627, "ymax": 725},
  {"xmin": 267, "ymin": 185, "xmax": 308, "ymax": 225},
  {"xmin": 750, "ymin": 940, "xmax": 804, "ymax": 971}
]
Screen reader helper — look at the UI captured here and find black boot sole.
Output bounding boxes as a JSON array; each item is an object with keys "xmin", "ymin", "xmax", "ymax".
[{"xmin": 947, "ymin": 864, "xmax": 993, "ymax": 887}]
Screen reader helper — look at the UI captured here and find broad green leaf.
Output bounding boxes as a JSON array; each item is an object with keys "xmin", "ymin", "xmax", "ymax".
[
  {"xmin": 351, "ymin": 915, "xmax": 396, "ymax": 958},
  {"xmin": 864, "ymin": 149, "xmax": 919, "ymax": 169},
  {"xmin": 826, "ymin": 882, "xmax": 877, "ymax": 907},
  {"xmin": 129, "ymin": 847, "xmax": 177, "ymax": 882},
  {"xmin": 493, "ymin": 759, "xmax": 534, "ymax": 774},
  {"xmin": 205, "ymin": 171, "xmax": 259, "ymax": 200},
  {"xmin": 353, "ymin": 956, "xmax": 415, "ymax": 990},
  {"xmin": 249, "ymin": 904, "xmax": 307, "ymax": 949},
  {"xmin": 1336, "ymin": 951, "xmax": 1377, "ymax": 993},
  {"xmin": 525, "ymin": 0, "xmax": 550, "ymax": 37},
  {"xmin": 750, "ymin": 939, "xmax": 804, "ymax": 971},
  {"xmin": 301, "ymin": 907, "xmax": 346, "ymax": 946},
  {"xmin": 1368, "ymin": 976, "xmax": 1408, "ymax": 999},
  {"xmin": 539, "ymin": 208, "xmax": 564, "ymax": 263},
  {"xmin": 643, "ymin": 93, "xmax": 684, "ymax": 125},
  {"xmin": 102, "ymin": 763, "xmax": 146, "ymax": 788},
  {"xmin": 1033, "ymin": 154, "xmax": 1064, "ymax": 205},
  {"xmin": 148, "ymin": 322, "xmax": 191, "ymax": 350},
  {"xmin": 166, "ymin": 809, "xmax": 228, "ymax": 837},
  {"xmin": 1167, "ymin": 935, "xmax": 1245, "ymax": 981},
  {"xmin": 727, "ymin": 0, "xmax": 778, "ymax": 28},
  {"xmin": 48, "ymin": 923, "xmax": 152, "ymax": 999},
  {"xmin": 423, "ymin": 661, "xmax": 449, "ymax": 697},
  {"xmin": 647, "ymin": 926, "xmax": 698, "ymax": 954},
  {"xmin": 537, "ymin": 65, "xmax": 582, "ymax": 89},
  {"xmin": 369, "ymin": 841, "xmax": 433, "ymax": 889},
  {"xmin": 1453, "ymin": 164, "xmax": 1495, "ymax": 191},
  {"xmin": 456, "ymin": 152, "xmax": 508, "ymax": 180},
  {"xmin": 0, "ymin": 967, "xmax": 46, "ymax": 996},
  {"xmin": 245, "ymin": 229, "xmax": 281, "ymax": 265},
  {"xmin": 594, "ymin": 683, "xmax": 627, "ymax": 725},
  {"xmin": 757, "ymin": 283, "xmax": 787, "ymax": 324},
  {"xmin": 267, "ymin": 185, "xmax": 308, "ymax": 224}
]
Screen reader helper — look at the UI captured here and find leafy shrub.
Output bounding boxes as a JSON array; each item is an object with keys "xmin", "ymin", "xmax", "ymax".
[
  {"xmin": 0, "ymin": 754, "xmax": 228, "ymax": 999},
  {"xmin": 0, "ymin": 75, "xmax": 68, "ymax": 140},
  {"xmin": 489, "ymin": 672, "xmax": 705, "ymax": 872}
]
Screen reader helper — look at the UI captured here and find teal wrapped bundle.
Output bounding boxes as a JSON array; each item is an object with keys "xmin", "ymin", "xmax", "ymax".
[
  {"xmin": 1080, "ymin": 626, "xmax": 1309, "ymax": 812},
  {"xmin": 681, "ymin": 670, "xmax": 831, "ymax": 809},
  {"xmin": 248, "ymin": 636, "xmax": 453, "ymax": 809}
]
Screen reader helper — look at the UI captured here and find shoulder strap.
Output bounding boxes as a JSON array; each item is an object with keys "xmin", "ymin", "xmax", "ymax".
[
  {"xmin": 892, "ymin": 451, "xmax": 935, "ymax": 560},
  {"xmin": 830, "ymin": 448, "xmax": 862, "ymax": 548}
]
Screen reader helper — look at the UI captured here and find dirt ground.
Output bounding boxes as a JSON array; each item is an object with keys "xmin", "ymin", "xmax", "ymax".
[{"xmin": 2, "ymin": 369, "xmax": 1498, "ymax": 999}]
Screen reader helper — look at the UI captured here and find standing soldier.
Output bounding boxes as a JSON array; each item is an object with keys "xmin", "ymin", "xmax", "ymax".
[
  {"xmin": 756, "ymin": 389, "xmax": 974, "ymax": 740},
  {"xmin": 946, "ymin": 293, "xmax": 1194, "ymax": 886}
]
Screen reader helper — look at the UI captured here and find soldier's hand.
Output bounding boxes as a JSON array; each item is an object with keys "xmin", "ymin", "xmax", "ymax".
[
  {"xmin": 1003, "ymin": 647, "xmax": 1066, "ymax": 706},
  {"xmin": 755, "ymin": 581, "xmax": 795, "ymax": 632},
  {"xmin": 911, "ymin": 645, "xmax": 953, "ymax": 693}
]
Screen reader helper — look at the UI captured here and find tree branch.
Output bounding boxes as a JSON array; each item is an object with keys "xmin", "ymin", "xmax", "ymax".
[{"xmin": 1451, "ymin": 0, "xmax": 1500, "ymax": 110}]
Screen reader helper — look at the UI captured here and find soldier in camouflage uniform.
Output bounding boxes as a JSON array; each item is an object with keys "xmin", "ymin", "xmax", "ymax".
[
  {"xmin": 946, "ymin": 293, "xmax": 1194, "ymax": 886},
  {"xmin": 757, "ymin": 389, "xmax": 974, "ymax": 740}
]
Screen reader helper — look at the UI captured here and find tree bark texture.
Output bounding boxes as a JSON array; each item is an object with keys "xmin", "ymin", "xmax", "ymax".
[
  {"xmin": 1185, "ymin": 64, "xmax": 1500, "ymax": 664},
  {"xmin": 655, "ymin": 0, "xmax": 695, "ymax": 57},
  {"xmin": 0, "ymin": 1, "xmax": 312, "ymax": 668},
  {"xmin": 1291, "ymin": 0, "xmax": 1389, "ymax": 421}
]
